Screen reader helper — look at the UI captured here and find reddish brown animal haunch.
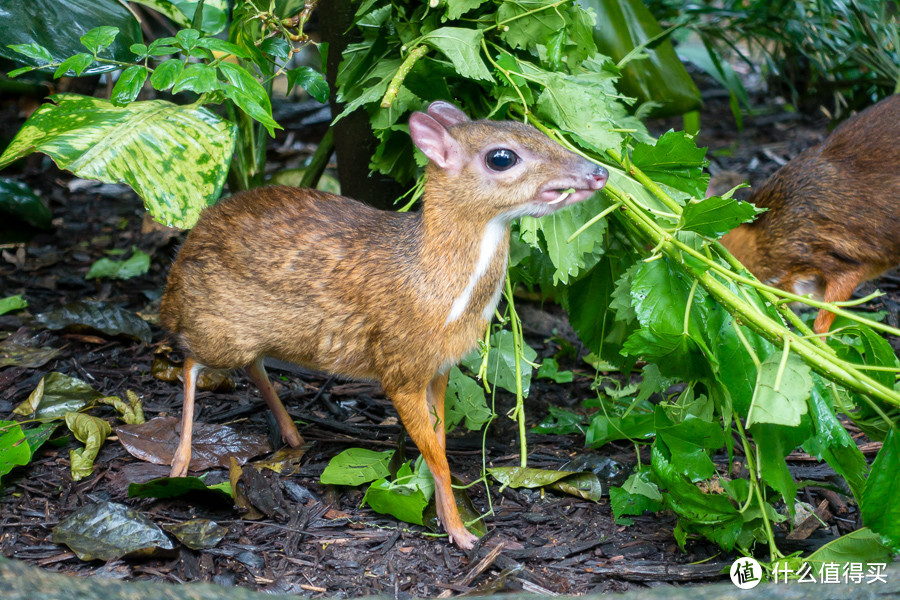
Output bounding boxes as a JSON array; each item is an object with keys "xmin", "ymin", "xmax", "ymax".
[
  {"xmin": 160, "ymin": 101, "xmax": 608, "ymax": 548},
  {"xmin": 721, "ymin": 94, "xmax": 900, "ymax": 334}
]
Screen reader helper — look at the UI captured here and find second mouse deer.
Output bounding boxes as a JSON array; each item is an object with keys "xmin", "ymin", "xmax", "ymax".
[
  {"xmin": 160, "ymin": 101, "xmax": 608, "ymax": 548},
  {"xmin": 720, "ymin": 94, "xmax": 900, "ymax": 333}
]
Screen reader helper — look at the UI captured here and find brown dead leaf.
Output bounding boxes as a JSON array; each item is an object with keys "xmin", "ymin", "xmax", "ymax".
[
  {"xmin": 115, "ymin": 416, "xmax": 271, "ymax": 472},
  {"xmin": 252, "ymin": 444, "xmax": 311, "ymax": 476}
]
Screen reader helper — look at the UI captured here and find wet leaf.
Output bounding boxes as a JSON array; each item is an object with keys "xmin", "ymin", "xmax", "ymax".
[
  {"xmin": 13, "ymin": 373, "xmax": 102, "ymax": 420},
  {"xmin": 0, "ymin": 421, "xmax": 31, "ymax": 484},
  {"xmin": 0, "ymin": 338, "xmax": 60, "ymax": 369},
  {"xmin": 35, "ymin": 300, "xmax": 152, "ymax": 343},
  {"xmin": 52, "ymin": 501, "xmax": 175, "ymax": 561},
  {"xmin": 253, "ymin": 445, "xmax": 310, "ymax": 476},
  {"xmin": 0, "ymin": 294, "xmax": 28, "ymax": 315},
  {"xmin": 65, "ymin": 412, "xmax": 112, "ymax": 481},
  {"xmin": 0, "ymin": 178, "xmax": 52, "ymax": 229},
  {"xmin": 85, "ymin": 247, "xmax": 150, "ymax": 280},
  {"xmin": 115, "ymin": 416, "xmax": 272, "ymax": 471},
  {"xmin": 164, "ymin": 519, "xmax": 227, "ymax": 550},
  {"xmin": 98, "ymin": 390, "xmax": 145, "ymax": 425},
  {"xmin": 548, "ymin": 472, "xmax": 603, "ymax": 502},
  {"xmin": 320, "ymin": 448, "xmax": 393, "ymax": 486},
  {"xmin": 128, "ymin": 476, "xmax": 233, "ymax": 501},
  {"xmin": 489, "ymin": 466, "xmax": 601, "ymax": 500},
  {"xmin": 0, "ymin": 94, "xmax": 236, "ymax": 229}
]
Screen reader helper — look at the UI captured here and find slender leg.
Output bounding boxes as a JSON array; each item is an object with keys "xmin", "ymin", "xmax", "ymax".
[
  {"xmin": 427, "ymin": 371, "xmax": 450, "ymax": 451},
  {"xmin": 171, "ymin": 357, "xmax": 201, "ymax": 477},
  {"xmin": 389, "ymin": 385, "xmax": 478, "ymax": 549},
  {"xmin": 814, "ymin": 268, "xmax": 867, "ymax": 334},
  {"xmin": 245, "ymin": 357, "xmax": 304, "ymax": 447}
]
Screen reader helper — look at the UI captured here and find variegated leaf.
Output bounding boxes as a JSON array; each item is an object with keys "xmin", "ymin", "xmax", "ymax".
[{"xmin": 0, "ymin": 94, "xmax": 236, "ymax": 229}]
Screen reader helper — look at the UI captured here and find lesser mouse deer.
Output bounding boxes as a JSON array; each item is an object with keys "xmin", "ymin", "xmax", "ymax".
[
  {"xmin": 720, "ymin": 94, "xmax": 900, "ymax": 334},
  {"xmin": 159, "ymin": 101, "xmax": 608, "ymax": 548}
]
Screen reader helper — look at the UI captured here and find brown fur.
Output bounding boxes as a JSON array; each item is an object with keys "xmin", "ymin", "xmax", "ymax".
[
  {"xmin": 159, "ymin": 103, "xmax": 607, "ymax": 548},
  {"xmin": 720, "ymin": 94, "xmax": 900, "ymax": 333}
]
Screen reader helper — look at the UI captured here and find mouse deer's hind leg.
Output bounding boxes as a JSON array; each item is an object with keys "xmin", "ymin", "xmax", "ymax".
[
  {"xmin": 171, "ymin": 357, "xmax": 201, "ymax": 477},
  {"xmin": 427, "ymin": 371, "xmax": 450, "ymax": 451},
  {"xmin": 245, "ymin": 357, "xmax": 304, "ymax": 447}
]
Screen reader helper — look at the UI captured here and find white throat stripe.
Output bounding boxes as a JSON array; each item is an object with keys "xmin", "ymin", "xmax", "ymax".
[{"xmin": 446, "ymin": 219, "xmax": 505, "ymax": 325}]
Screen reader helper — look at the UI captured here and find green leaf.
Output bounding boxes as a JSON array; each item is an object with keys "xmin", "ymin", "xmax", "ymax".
[
  {"xmin": 52, "ymin": 501, "xmax": 174, "ymax": 561},
  {"xmin": 679, "ymin": 195, "xmax": 764, "ymax": 238},
  {"xmin": 364, "ymin": 477, "xmax": 428, "ymax": 526},
  {"xmin": 149, "ymin": 59, "xmax": 184, "ymax": 91},
  {"xmin": 800, "ymin": 527, "xmax": 894, "ymax": 568},
  {"xmin": 171, "ymin": 62, "xmax": 218, "ymax": 93},
  {"xmin": 0, "ymin": 94, "xmax": 236, "ymax": 229},
  {"xmin": 86, "ymin": 247, "xmax": 150, "ymax": 279},
  {"xmin": 286, "ymin": 66, "xmax": 329, "ymax": 103},
  {"xmin": 0, "ymin": 0, "xmax": 142, "ymax": 75},
  {"xmin": 164, "ymin": 519, "xmax": 228, "ymax": 550},
  {"xmin": 498, "ymin": 0, "xmax": 566, "ymax": 54},
  {"xmin": 110, "ymin": 66, "xmax": 148, "ymax": 106},
  {"xmin": 585, "ymin": 408, "xmax": 655, "ymax": 448},
  {"xmin": 445, "ymin": 367, "xmax": 492, "ymax": 432},
  {"xmin": 536, "ymin": 358, "xmax": 574, "ymax": 383},
  {"xmin": 98, "ymin": 390, "xmax": 145, "ymax": 425},
  {"xmin": 0, "ymin": 177, "xmax": 52, "ymax": 229},
  {"xmin": 533, "ymin": 405, "xmax": 587, "ymax": 436},
  {"xmin": 54, "ymin": 53, "xmax": 95, "ymax": 78},
  {"xmin": 128, "ymin": 476, "xmax": 232, "ymax": 501},
  {"xmin": 130, "ymin": 1, "xmax": 228, "ymax": 35},
  {"xmin": 745, "ymin": 352, "xmax": 812, "ymax": 428},
  {"xmin": 175, "ymin": 28, "xmax": 201, "ymax": 50},
  {"xmin": 610, "ymin": 470, "xmax": 664, "ymax": 525},
  {"xmin": 631, "ymin": 131, "xmax": 709, "ymax": 201},
  {"xmin": 655, "ymin": 408, "xmax": 724, "ymax": 481},
  {"xmin": 129, "ymin": 43, "xmax": 148, "ymax": 57},
  {"xmin": 420, "ymin": 27, "xmax": 492, "ymax": 82},
  {"xmin": 489, "ymin": 466, "xmax": 574, "ymax": 488},
  {"xmin": 35, "ymin": 300, "xmax": 152, "ymax": 344},
  {"xmin": 320, "ymin": 448, "xmax": 393, "ymax": 486},
  {"xmin": 461, "ymin": 329, "xmax": 538, "ymax": 396},
  {"xmin": 0, "ymin": 421, "xmax": 31, "ymax": 484},
  {"xmin": 195, "ymin": 37, "xmax": 250, "ymax": 58},
  {"xmin": 444, "ymin": 0, "xmax": 485, "ymax": 20},
  {"xmin": 861, "ymin": 428, "xmax": 900, "ymax": 550},
  {"xmin": 218, "ymin": 62, "xmax": 281, "ymax": 136},
  {"xmin": 65, "ymin": 412, "xmax": 112, "ymax": 481},
  {"xmin": 260, "ymin": 37, "xmax": 292, "ymax": 60},
  {"xmin": 0, "ymin": 295, "xmax": 27, "ymax": 316},
  {"xmin": 80, "ymin": 27, "xmax": 120, "ymax": 54},
  {"xmin": 13, "ymin": 373, "xmax": 103, "ymax": 421},
  {"xmin": 7, "ymin": 43, "xmax": 53, "ymax": 63}
]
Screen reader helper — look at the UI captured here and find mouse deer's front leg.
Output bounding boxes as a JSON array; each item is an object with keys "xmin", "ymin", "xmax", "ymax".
[
  {"xmin": 388, "ymin": 382, "xmax": 478, "ymax": 549},
  {"xmin": 426, "ymin": 371, "xmax": 450, "ymax": 450}
]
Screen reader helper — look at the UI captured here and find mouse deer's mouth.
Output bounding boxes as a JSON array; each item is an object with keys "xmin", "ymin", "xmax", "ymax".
[{"xmin": 539, "ymin": 187, "xmax": 598, "ymax": 206}]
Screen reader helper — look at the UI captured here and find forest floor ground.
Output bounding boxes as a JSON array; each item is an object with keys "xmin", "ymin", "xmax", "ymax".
[{"xmin": 1, "ymin": 86, "xmax": 896, "ymax": 597}]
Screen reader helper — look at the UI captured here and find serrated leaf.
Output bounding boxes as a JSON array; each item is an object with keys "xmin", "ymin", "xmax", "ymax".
[
  {"xmin": 745, "ymin": 352, "xmax": 812, "ymax": 427},
  {"xmin": 54, "ymin": 53, "xmax": 95, "ymax": 78},
  {"xmin": 86, "ymin": 247, "xmax": 150, "ymax": 280},
  {"xmin": 149, "ymin": 58, "xmax": 184, "ymax": 91},
  {"xmin": 536, "ymin": 357, "xmax": 574, "ymax": 383},
  {"xmin": 420, "ymin": 27, "xmax": 492, "ymax": 82},
  {"xmin": 8, "ymin": 43, "xmax": 53, "ymax": 63},
  {"xmin": 585, "ymin": 409, "xmax": 655, "ymax": 448},
  {"xmin": 631, "ymin": 130, "xmax": 709, "ymax": 201},
  {"xmin": 679, "ymin": 195, "xmax": 764, "ymax": 238},
  {"xmin": 445, "ymin": 367, "xmax": 492, "ymax": 432},
  {"xmin": 320, "ymin": 448, "xmax": 393, "ymax": 486},
  {"xmin": 110, "ymin": 65, "xmax": 148, "ymax": 106},
  {"xmin": 286, "ymin": 66, "xmax": 329, "ymax": 103},
  {"xmin": 80, "ymin": 27, "xmax": 120, "ymax": 54},
  {"xmin": 35, "ymin": 300, "xmax": 152, "ymax": 343},
  {"xmin": 444, "ymin": 0, "xmax": 485, "ymax": 20},
  {"xmin": 52, "ymin": 501, "xmax": 175, "ymax": 560},
  {"xmin": 0, "ymin": 94, "xmax": 236, "ymax": 229},
  {"xmin": 65, "ymin": 412, "xmax": 112, "ymax": 480},
  {"xmin": 0, "ymin": 177, "xmax": 52, "ymax": 229},
  {"xmin": 533, "ymin": 405, "xmax": 587, "ymax": 436}
]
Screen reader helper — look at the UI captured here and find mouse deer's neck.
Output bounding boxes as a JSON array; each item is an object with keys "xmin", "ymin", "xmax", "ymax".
[{"xmin": 418, "ymin": 187, "xmax": 512, "ymax": 326}]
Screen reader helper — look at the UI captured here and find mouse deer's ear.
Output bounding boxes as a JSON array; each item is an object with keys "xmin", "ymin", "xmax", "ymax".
[
  {"xmin": 426, "ymin": 101, "xmax": 470, "ymax": 128},
  {"xmin": 409, "ymin": 112, "xmax": 464, "ymax": 171}
]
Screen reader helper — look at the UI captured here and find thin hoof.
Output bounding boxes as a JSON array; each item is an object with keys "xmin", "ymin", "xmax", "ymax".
[{"xmin": 449, "ymin": 527, "xmax": 479, "ymax": 550}]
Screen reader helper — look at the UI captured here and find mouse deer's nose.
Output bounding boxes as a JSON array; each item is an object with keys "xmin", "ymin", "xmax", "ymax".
[{"xmin": 589, "ymin": 165, "xmax": 609, "ymax": 189}]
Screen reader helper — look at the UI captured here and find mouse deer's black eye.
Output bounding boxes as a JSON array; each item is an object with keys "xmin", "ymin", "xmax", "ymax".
[{"xmin": 485, "ymin": 149, "xmax": 519, "ymax": 171}]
